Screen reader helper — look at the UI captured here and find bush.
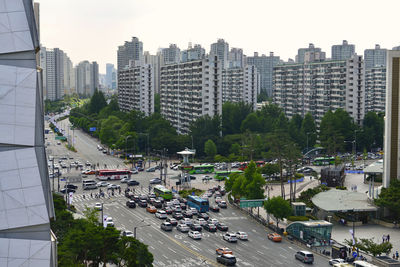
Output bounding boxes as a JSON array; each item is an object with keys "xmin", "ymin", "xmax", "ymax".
[
  {"xmin": 287, "ymin": 216, "xmax": 309, "ymax": 222},
  {"xmin": 179, "ymin": 188, "xmax": 204, "ymax": 198},
  {"xmin": 335, "ymin": 186, "xmax": 347, "ymax": 190}
]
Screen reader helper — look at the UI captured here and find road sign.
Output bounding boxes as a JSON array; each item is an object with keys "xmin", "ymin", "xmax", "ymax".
[
  {"xmin": 89, "ymin": 127, "xmax": 96, "ymax": 132},
  {"xmin": 352, "ymin": 251, "xmax": 358, "ymax": 258},
  {"xmin": 239, "ymin": 199, "xmax": 264, "ymax": 208}
]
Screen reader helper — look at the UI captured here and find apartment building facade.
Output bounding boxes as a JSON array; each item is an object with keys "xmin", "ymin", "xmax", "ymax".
[
  {"xmin": 273, "ymin": 55, "xmax": 365, "ymax": 125},
  {"xmin": 247, "ymin": 52, "xmax": 280, "ymax": 96},
  {"xmin": 160, "ymin": 58, "xmax": 222, "ymax": 134},
  {"xmin": 365, "ymin": 66, "xmax": 386, "ymax": 113},
  {"xmin": 118, "ymin": 63, "xmax": 154, "ymax": 116}
]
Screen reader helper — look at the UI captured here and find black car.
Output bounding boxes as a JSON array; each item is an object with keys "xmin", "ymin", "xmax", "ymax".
[
  {"xmin": 127, "ymin": 180, "xmax": 140, "ymax": 186},
  {"xmin": 133, "ymin": 195, "xmax": 140, "ymax": 202},
  {"xmin": 156, "ymin": 197, "xmax": 164, "ymax": 203},
  {"xmin": 180, "ymin": 203, "xmax": 187, "ymax": 210},
  {"xmin": 138, "ymin": 200, "xmax": 147, "ymax": 208},
  {"xmin": 217, "ymin": 254, "xmax": 236, "ymax": 266},
  {"xmin": 126, "ymin": 200, "xmax": 136, "ymax": 208},
  {"xmin": 210, "ymin": 205, "xmax": 220, "ymax": 212},
  {"xmin": 219, "ymin": 189, "xmax": 226, "ymax": 196},
  {"xmin": 60, "ymin": 188, "xmax": 75, "ymax": 194},
  {"xmin": 217, "ymin": 223, "xmax": 228, "ymax": 231},
  {"xmin": 203, "ymin": 223, "xmax": 217, "ymax": 232},
  {"xmin": 64, "ymin": 184, "xmax": 78, "ymax": 190},
  {"xmin": 164, "ymin": 207, "xmax": 173, "ymax": 214},
  {"xmin": 173, "ymin": 212, "xmax": 184, "ymax": 220},
  {"xmin": 183, "ymin": 210, "xmax": 193, "ymax": 218},
  {"xmin": 153, "ymin": 200, "xmax": 162, "ymax": 209},
  {"xmin": 148, "ymin": 193, "xmax": 156, "ymax": 199},
  {"xmin": 166, "ymin": 217, "xmax": 178, "ymax": 226},
  {"xmin": 190, "ymin": 224, "xmax": 202, "ymax": 231},
  {"xmin": 179, "ymin": 198, "xmax": 187, "ymax": 204},
  {"xmin": 197, "ymin": 212, "xmax": 210, "ymax": 220}
]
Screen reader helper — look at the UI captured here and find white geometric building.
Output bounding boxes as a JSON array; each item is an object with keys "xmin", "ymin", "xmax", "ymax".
[{"xmin": 0, "ymin": 0, "xmax": 56, "ymax": 266}]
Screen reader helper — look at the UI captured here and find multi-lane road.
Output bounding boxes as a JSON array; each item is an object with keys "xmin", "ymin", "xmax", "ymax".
[{"xmin": 47, "ymin": 120, "xmax": 330, "ymax": 266}]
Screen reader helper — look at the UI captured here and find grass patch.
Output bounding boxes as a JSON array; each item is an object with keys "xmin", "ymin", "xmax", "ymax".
[{"xmin": 179, "ymin": 188, "xmax": 204, "ymax": 198}]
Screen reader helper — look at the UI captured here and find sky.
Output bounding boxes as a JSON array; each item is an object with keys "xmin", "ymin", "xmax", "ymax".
[{"xmin": 37, "ymin": 0, "xmax": 400, "ymax": 73}]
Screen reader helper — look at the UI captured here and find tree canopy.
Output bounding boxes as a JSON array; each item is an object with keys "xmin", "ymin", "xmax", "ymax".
[{"xmin": 264, "ymin": 196, "xmax": 292, "ymax": 228}]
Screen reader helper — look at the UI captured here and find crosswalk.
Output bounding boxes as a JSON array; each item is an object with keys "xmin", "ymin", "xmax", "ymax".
[{"xmin": 71, "ymin": 187, "xmax": 153, "ymax": 203}]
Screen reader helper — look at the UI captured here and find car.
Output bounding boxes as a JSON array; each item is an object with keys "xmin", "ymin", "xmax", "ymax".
[
  {"xmin": 85, "ymin": 161, "xmax": 91, "ymax": 166},
  {"xmin": 215, "ymin": 197, "xmax": 222, "ymax": 203},
  {"xmin": 215, "ymin": 191, "xmax": 222, "ymax": 198},
  {"xmin": 60, "ymin": 188, "xmax": 75, "ymax": 194},
  {"xmin": 190, "ymin": 224, "xmax": 202, "ymax": 231},
  {"xmin": 216, "ymin": 247, "xmax": 233, "ymax": 255},
  {"xmin": 220, "ymin": 189, "xmax": 226, "ymax": 196},
  {"xmin": 173, "ymin": 212, "xmax": 183, "ymax": 220},
  {"xmin": 173, "ymin": 205, "xmax": 182, "ymax": 213},
  {"xmin": 102, "ymin": 149, "xmax": 107, "ymax": 154},
  {"xmin": 126, "ymin": 200, "xmax": 136, "ymax": 208},
  {"xmin": 210, "ymin": 205, "xmax": 220, "ymax": 212},
  {"xmin": 179, "ymin": 203, "xmax": 187, "ymax": 210},
  {"xmin": 120, "ymin": 177, "xmax": 129, "ymax": 183},
  {"xmin": 107, "ymin": 184, "xmax": 121, "ymax": 189},
  {"xmin": 189, "ymin": 207, "xmax": 198, "ymax": 216},
  {"xmin": 105, "ymin": 217, "xmax": 114, "ymax": 227},
  {"xmin": 153, "ymin": 200, "xmax": 162, "ymax": 208},
  {"xmin": 149, "ymin": 178, "xmax": 162, "ymax": 184},
  {"xmin": 223, "ymin": 233, "xmax": 237, "ymax": 243},
  {"xmin": 180, "ymin": 218, "xmax": 193, "ymax": 226},
  {"xmin": 188, "ymin": 230, "xmax": 202, "ymax": 240},
  {"xmin": 203, "ymin": 223, "xmax": 217, "ymax": 232},
  {"xmin": 329, "ymin": 258, "xmax": 346, "ymax": 265},
  {"xmin": 166, "ymin": 217, "xmax": 178, "ymax": 226},
  {"xmin": 122, "ymin": 230, "xmax": 134, "ymax": 237},
  {"xmin": 218, "ymin": 201, "xmax": 227, "ymax": 208},
  {"xmin": 127, "ymin": 180, "xmax": 140, "ymax": 186},
  {"xmin": 235, "ymin": 231, "xmax": 248, "ymax": 240},
  {"xmin": 194, "ymin": 218, "xmax": 207, "ymax": 226},
  {"xmin": 160, "ymin": 222, "xmax": 173, "ymax": 231},
  {"xmin": 138, "ymin": 200, "xmax": 147, "ymax": 208},
  {"xmin": 57, "ymin": 141, "xmax": 61, "ymax": 145},
  {"xmin": 94, "ymin": 203, "xmax": 102, "ymax": 211},
  {"xmin": 197, "ymin": 212, "xmax": 209, "ymax": 220},
  {"xmin": 267, "ymin": 233, "xmax": 282, "ymax": 242},
  {"xmin": 295, "ymin": 251, "xmax": 314, "ymax": 264},
  {"xmin": 164, "ymin": 207, "xmax": 173, "ymax": 214},
  {"xmin": 131, "ymin": 169, "xmax": 139, "ymax": 174},
  {"xmin": 183, "ymin": 210, "xmax": 193, "ymax": 218},
  {"xmin": 217, "ymin": 254, "xmax": 236, "ymax": 266},
  {"xmin": 217, "ymin": 223, "xmax": 228, "ymax": 231},
  {"xmin": 64, "ymin": 184, "xmax": 78, "ymax": 190},
  {"xmin": 97, "ymin": 181, "xmax": 109, "ymax": 187},
  {"xmin": 82, "ymin": 169, "xmax": 95, "ymax": 175},
  {"xmin": 146, "ymin": 167, "xmax": 156, "ymax": 172},
  {"xmin": 155, "ymin": 210, "xmax": 167, "ymax": 219},
  {"xmin": 208, "ymin": 218, "xmax": 219, "ymax": 225},
  {"xmin": 146, "ymin": 206, "xmax": 157, "ymax": 213},
  {"xmin": 202, "ymin": 175, "xmax": 212, "ymax": 181},
  {"xmin": 176, "ymin": 223, "xmax": 189, "ymax": 233}
]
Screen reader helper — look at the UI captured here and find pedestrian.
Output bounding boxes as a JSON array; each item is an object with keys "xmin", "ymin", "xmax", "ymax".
[
  {"xmin": 393, "ymin": 254, "xmax": 396, "ymax": 259},
  {"xmin": 387, "ymin": 234, "xmax": 390, "ymax": 242},
  {"xmin": 396, "ymin": 251, "xmax": 399, "ymax": 260},
  {"xmin": 90, "ymin": 192, "xmax": 93, "ymax": 198},
  {"xmin": 83, "ymin": 195, "xmax": 85, "ymax": 199},
  {"xmin": 383, "ymin": 235, "xmax": 386, "ymax": 243}
]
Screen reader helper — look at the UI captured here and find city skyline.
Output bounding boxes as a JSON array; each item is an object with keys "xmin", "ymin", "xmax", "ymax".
[{"xmin": 37, "ymin": 0, "xmax": 400, "ymax": 73}]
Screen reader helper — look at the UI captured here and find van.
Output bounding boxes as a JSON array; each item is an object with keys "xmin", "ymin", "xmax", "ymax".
[
  {"xmin": 83, "ymin": 179, "xmax": 97, "ymax": 190},
  {"xmin": 295, "ymin": 251, "xmax": 314, "ymax": 264}
]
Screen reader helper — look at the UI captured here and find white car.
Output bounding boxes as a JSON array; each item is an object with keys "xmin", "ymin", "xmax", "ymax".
[
  {"xmin": 180, "ymin": 218, "xmax": 193, "ymax": 226},
  {"xmin": 189, "ymin": 207, "xmax": 198, "ymax": 216},
  {"xmin": 94, "ymin": 203, "xmax": 102, "ymax": 211},
  {"xmin": 329, "ymin": 258, "xmax": 346, "ymax": 265},
  {"xmin": 120, "ymin": 178, "xmax": 129, "ymax": 183},
  {"xmin": 105, "ymin": 217, "xmax": 114, "ymax": 227},
  {"xmin": 122, "ymin": 230, "xmax": 134, "ymax": 237},
  {"xmin": 97, "ymin": 181, "xmax": 109, "ymax": 187},
  {"xmin": 215, "ymin": 197, "xmax": 222, "ymax": 203},
  {"xmin": 195, "ymin": 218, "xmax": 207, "ymax": 226},
  {"xmin": 235, "ymin": 231, "xmax": 248, "ymax": 240},
  {"xmin": 188, "ymin": 230, "xmax": 202, "ymax": 240},
  {"xmin": 208, "ymin": 218, "xmax": 219, "ymax": 225},
  {"xmin": 155, "ymin": 210, "xmax": 167, "ymax": 219},
  {"xmin": 223, "ymin": 233, "xmax": 237, "ymax": 243},
  {"xmin": 177, "ymin": 223, "xmax": 190, "ymax": 233},
  {"xmin": 131, "ymin": 169, "xmax": 139, "ymax": 174},
  {"xmin": 107, "ymin": 184, "xmax": 120, "ymax": 189}
]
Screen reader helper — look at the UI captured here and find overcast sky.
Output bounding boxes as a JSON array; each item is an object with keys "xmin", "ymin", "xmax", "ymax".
[{"xmin": 37, "ymin": 0, "xmax": 400, "ymax": 73}]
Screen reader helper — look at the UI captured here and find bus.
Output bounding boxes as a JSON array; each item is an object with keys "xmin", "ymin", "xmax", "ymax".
[
  {"xmin": 154, "ymin": 185, "xmax": 173, "ymax": 200},
  {"xmin": 255, "ymin": 161, "xmax": 265, "ymax": 167},
  {"xmin": 238, "ymin": 162, "xmax": 248, "ymax": 171},
  {"xmin": 214, "ymin": 170, "xmax": 244, "ymax": 181},
  {"xmin": 96, "ymin": 169, "xmax": 131, "ymax": 180},
  {"xmin": 353, "ymin": 261, "xmax": 379, "ymax": 267},
  {"xmin": 312, "ymin": 157, "xmax": 335, "ymax": 166},
  {"xmin": 189, "ymin": 164, "xmax": 214, "ymax": 174},
  {"xmin": 187, "ymin": 195, "xmax": 209, "ymax": 212}
]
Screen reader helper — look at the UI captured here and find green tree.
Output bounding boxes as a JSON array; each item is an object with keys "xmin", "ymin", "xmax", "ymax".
[
  {"xmin": 222, "ymin": 102, "xmax": 253, "ymax": 135},
  {"xmin": 154, "ymin": 93, "xmax": 160, "ymax": 113},
  {"xmin": 345, "ymin": 237, "xmax": 393, "ymax": 257},
  {"xmin": 260, "ymin": 163, "xmax": 280, "ymax": 176},
  {"xmin": 116, "ymin": 236, "xmax": 154, "ymax": 266},
  {"xmin": 243, "ymin": 161, "xmax": 266, "ymax": 199},
  {"xmin": 189, "ymin": 115, "xmax": 221, "ymax": 156},
  {"xmin": 240, "ymin": 113, "xmax": 260, "ymax": 133},
  {"xmin": 301, "ymin": 112, "xmax": 317, "ymax": 150},
  {"xmin": 83, "ymin": 206, "xmax": 100, "ymax": 225},
  {"xmin": 88, "ymin": 90, "xmax": 107, "ymax": 114},
  {"xmin": 204, "ymin": 139, "xmax": 217, "ymax": 160},
  {"xmin": 375, "ymin": 179, "xmax": 400, "ymax": 220},
  {"xmin": 264, "ymin": 196, "xmax": 292, "ymax": 229}
]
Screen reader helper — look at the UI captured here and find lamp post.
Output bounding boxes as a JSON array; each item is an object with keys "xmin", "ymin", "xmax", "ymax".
[{"xmin": 125, "ymin": 135, "xmax": 132, "ymax": 161}]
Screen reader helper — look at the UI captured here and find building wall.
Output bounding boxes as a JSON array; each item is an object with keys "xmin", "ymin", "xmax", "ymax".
[
  {"xmin": 160, "ymin": 58, "xmax": 222, "ymax": 134},
  {"xmin": 210, "ymin": 39, "xmax": 229, "ymax": 69},
  {"xmin": 296, "ymin": 43, "xmax": 326, "ymax": 64},
  {"xmin": 364, "ymin": 44, "xmax": 387, "ymax": 70},
  {"xmin": 365, "ymin": 66, "xmax": 386, "ymax": 113},
  {"xmin": 332, "ymin": 40, "xmax": 355, "ymax": 61},
  {"xmin": 247, "ymin": 52, "xmax": 280, "ymax": 96}
]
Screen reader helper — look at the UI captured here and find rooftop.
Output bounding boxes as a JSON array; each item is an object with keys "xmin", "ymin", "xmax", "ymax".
[{"xmin": 363, "ymin": 159, "xmax": 383, "ymax": 174}]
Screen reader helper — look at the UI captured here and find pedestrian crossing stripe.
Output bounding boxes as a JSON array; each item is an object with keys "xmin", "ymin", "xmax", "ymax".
[{"xmin": 70, "ymin": 187, "xmax": 151, "ymax": 202}]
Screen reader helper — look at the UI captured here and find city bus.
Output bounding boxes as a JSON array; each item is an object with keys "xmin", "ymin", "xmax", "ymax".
[
  {"xmin": 187, "ymin": 195, "xmax": 209, "ymax": 212},
  {"xmin": 153, "ymin": 185, "xmax": 173, "ymax": 200},
  {"xmin": 214, "ymin": 170, "xmax": 244, "ymax": 181},
  {"xmin": 238, "ymin": 162, "xmax": 248, "ymax": 171},
  {"xmin": 188, "ymin": 164, "xmax": 214, "ymax": 174},
  {"xmin": 255, "ymin": 161, "xmax": 265, "ymax": 167},
  {"xmin": 312, "ymin": 157, "xmax": 335, "ymax": 166},
  {"xmin": 96, "ymin": 169, "xmax": 131, "ymax": 180}
]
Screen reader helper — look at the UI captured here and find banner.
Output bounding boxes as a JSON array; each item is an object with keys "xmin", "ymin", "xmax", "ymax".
[
  {"xmin": 103, "ymin": 215, "xmax": 108, "ymax": 228},
  {"xmin": 68, "ymin": 192, "xmax": 73, "ymax": 205}
]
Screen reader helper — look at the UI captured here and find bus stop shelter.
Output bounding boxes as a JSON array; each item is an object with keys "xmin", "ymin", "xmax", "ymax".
[{"xmin": 286, "ymin": 220, "xmax": 333, "ymax": 247}]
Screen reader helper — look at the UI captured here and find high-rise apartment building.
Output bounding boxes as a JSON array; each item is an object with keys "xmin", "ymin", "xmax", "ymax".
[
  {"xmin": 364, "ymin": 44, "xmax": 387, "ymax": 70},
  {"xmin": 383, "ymin": 50, "xmax": 400, "ymax": 188},
  {"xmin": 365, "ymin": 66, "xmax": 386, "ymax": 113},
  {"xmin": 117, "ymin": 37, "xmax": 144, "ymax": 71},
  {"xmin": 228, "ymin": 48, "xmax": 244, "ymax": 68},
  {"xmin": 296, "ymin": 43, "xmax": 326, "ymax": 63},
  {"xmin": 332, "ymin": 40, "xmax": 355, "ymax": 60},
  {"xmin": 160, "ymin": 58, "xmax": 222, "ymax": 134},
  {"xmin": 118, "ymin": 62, "xmax": 154, "ymax": 116},
  {"xmin": 91, "ymin": 61, "xmax": 99, "ymax": 93},
  {"xmin": 0, "ymin": 1, "xmax": 56, "ymax": 265},
  {"xmin": 273, "ymin": 55, "xmax": 365, "ymax": 125},
  {"xmin": 63, "ymin": 55, "xmax": 74, "ymax": 95},
  {"xmin": 75, "ymin": 60, "xmax": 99, "ymax": 96},
  {"xmin": 221, "ymin": 66, "xmax": 259, "ymax": 110},
  {"xmin": 210, "ymin": 39, "xmax": 229, "ymax": 69},
  {"xmin": 106, "ymin": 63, "xmax": 115, "ymax": 88},
  {"xmin": 161, "ymin": 44, "xmax": 181, "ymax": 65},
  {"xmin": 144, "ymin": 52, "xmax": 161, "ymax": 94},
  {"xmin": 180, "ymin": 43, "xmax": 205, "ymax": 63},
  {"xmin": 247, "ymin": 52, "xmax": 280, "ymax": 96}
]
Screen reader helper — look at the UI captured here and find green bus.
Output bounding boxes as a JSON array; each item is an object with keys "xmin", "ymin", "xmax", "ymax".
[
  {"xmin": 153, "ymin": 185, "xmax": 173, "ymax": 200},
  {"xmin": 214, "ymin": 170, "xmax": 244, "ymax": 181},
  {"xmin": 313, "ymin": 157, "xmax": 335, "ymax": 166},
  {"xmin": 189, "ymin": 164, "xmax": 214, "ymax": 174}
]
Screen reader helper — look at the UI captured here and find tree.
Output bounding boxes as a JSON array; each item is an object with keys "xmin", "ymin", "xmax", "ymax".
[
  {"xmin": 204, "ymin": 139, "xmax": 217, "ymax": 160},
  {"xmin": 154, "ymin": 93, "xmax": 160, "ymax": 113},
  {"xmin": 345, "ymin": 237, "xmax": 393, "ymax": 257},
  {"xmin": 116, "ymin": 237, "xmax": 154, "ymax": 267},
  {"xmin": 240, "ymin": 113, "xmax": 260, "ymax": 133},
  {"xmin": 189, "ymin": 115, "xmax": 221, "ymax": 156},
  {"xmin": 301, "ymin": 112, "xmax": 317, "ymax": 150},
  {"xmin": 222, "ymin": 102, "xmax": 253, "ymax": 135},
  {"xmin": 243, "ymin": 162, "xmax": 266, "ymax": 199},
  {"xmin": 375, "ymin": 179, "xmax": 400, "ymax": 220},
  {"xmin": 88, "ymin": 90, "xmax": 107, "ymax": 114},
  {"xmin": 83, "ymin": 206, "xmax": 100, "ymax": 225},
  {"xmin": 264, "ymin": 196, "xmax": 292, "ymax": 229}
]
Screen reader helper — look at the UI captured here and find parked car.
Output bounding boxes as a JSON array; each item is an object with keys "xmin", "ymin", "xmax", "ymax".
[
  {"xmin": 295, "ymin": 251, "xmax": 314, "ymax": 264},
  {"xmin": 217, "ymin": 254, "xmax": 236, "ymax": 266},
  {"xmin": 160, "ymin": 222, "xmax": 173, "ymax": 231}
]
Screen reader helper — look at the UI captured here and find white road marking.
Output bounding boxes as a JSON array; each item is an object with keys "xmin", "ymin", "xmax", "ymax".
[
  {"xmin": 279, "ymin": 247, "xmax": 288, "ymax": 252},
  {"xmin": 279, "ymin": 254, "xmax": 287, "ymax": 258},
  {"xmin": 149, "ymin": 246, "xmax": 155, "ymax": 250},
  {"xmin": 158, "ymin": 240, "xmax": 163, "ymax": 244},
  {"xmin": 168, "ymin": 248, "xmax": 176, "ymax": 253}
]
